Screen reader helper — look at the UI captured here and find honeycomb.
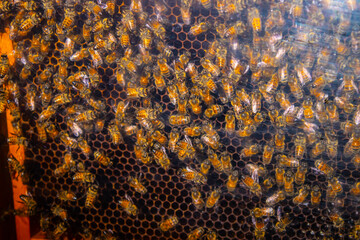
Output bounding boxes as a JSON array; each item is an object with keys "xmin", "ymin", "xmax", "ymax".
[{"xmin": 4, "ymin": 0, "xmax": 360, "ymax": 239}]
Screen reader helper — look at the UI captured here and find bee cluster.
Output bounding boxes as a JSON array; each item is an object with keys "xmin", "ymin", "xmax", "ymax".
[{"xmin": 1, "ymin": 0, "xmax": 360, "ymax": 239}]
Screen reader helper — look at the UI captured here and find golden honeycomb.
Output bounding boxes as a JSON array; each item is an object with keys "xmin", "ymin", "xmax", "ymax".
[{"xmin": 3, "ymin": 0, "xmax": 360, "ymax": 239}]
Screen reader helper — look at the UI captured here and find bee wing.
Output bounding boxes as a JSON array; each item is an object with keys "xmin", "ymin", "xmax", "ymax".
[
  {"xmin": 77, "ymin": 162, "xmax": 85, "ymax": 172},
  {"xmin": 161, "ymin": 146, "xmax": 169, "ymax": 158},
  {"xmin": 277, "ymin": 206, "xmax": 282, "ymax": 222},
  {"xmin": 252, "ymin": 169, "xmax": 259, "ymax": 183},
  {"xmin": 125, "ymin": 194, "xmax": 133, "ymax": 204},
  {"xmin": 184, "ymin": 135, "xmax": 193, "ymax": 147},
  {"xmin": 252, "ymin": 215, "xmax": 257, "ymax": 226},
  {"xmin": 336, "ymin": 80, "xmax": 345, "ymax": 96},
  {"xmin": 352, "ymin": 79, "xmax": 359, "ymax": 94},
  {"xmin": 185, "ymin": 166, "xmax": 195, "ymax": 173}
]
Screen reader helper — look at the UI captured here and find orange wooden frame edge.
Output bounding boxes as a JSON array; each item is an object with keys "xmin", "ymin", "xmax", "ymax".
[{"xmin": 1, "ymin": 27, "xmax": 31, "ymax": 240}]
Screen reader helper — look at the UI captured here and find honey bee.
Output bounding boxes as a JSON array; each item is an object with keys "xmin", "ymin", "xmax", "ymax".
[
  {"xmin": 204, "ymin": 230, "xmax": 217, "ymax": 240},
  {"xmin": 138, "ymin": 28, "xmax": 152, "ymax": 50},
  {"xmin": 274, "ymin": 130, "xmax": 285, "ymax": 152},
  {"xmin": 187, "ymin": 97, "xmax": 200, "ymax": 115},
  {"xmin": 275, "ymin": 209, "xmax": 292, "ymax": 232},
  {"xmin": 113, "ymin": 101, "xmax": 129, "ymax": 122},
  {"xmin": 135, "ymin": 145, "xmax": 152, "ymax": 165},
  {"xmin": 241, "ymin": 144, "xmax": 260, "ymax": 158},
  {"xmin": 88, "ymin": 47, "xmax": 103, "ymax": 68},
  {"xmin": 277, "ymin": 155, "xmax": 299, "ymax": 168},
  {"xmin": 157, "ymin": 57, "xmax": 171, "ymax": 78},
  {"xmin": 220, "ymin": 153, "xmax": 232, "ymax": 174},
  {"xmin": 150, "ymin": 130, "xmax": 167, "ymax": 146},
  {"xmin": 310, "ymin": 140, "xmax": 325, "ymax": 159},
  {"xmin": 310, "ymin": 185, "xmax": 321, "ymax": 206},
  {"xmin": 7, "ymin": 154, "xmax": 25, "ymax": 180},
  {"xmin": 191, "ymin": 187, "xmax": 204, "ymax": 210},
  {"xmin": 350, "ymin": 182, "xmax": 360, "ymax": 196},
  {"xmin": 262, "ymin": 144, "xmax": 274, "ymax": 165},
  {"xmin": 54, "ymin": 163, "xmax": 73, "ymax": 178},
  {"xmin": 84, "ymin": 184, "xmax": 99, "ymax": 209},
  {"xmin": 108, "ymin": 123, "xmax": 123, "ymax": 146},
  {"xmin": 166, "ymin": 128, "xmax": 179, "ymax": 152},
  {"xmin": 226, "ymin": 170, "xmax": 239, "ymax": 192},
  {"xmin": 169, "ymin": 114, "xmax": 190, "ymax": 126},
  {"xmin": 293, "ymin": 132, "xmax": 306, "ymax": 159},
  {"xmin": 62, "ymin": 5, "xmax": 76, "ymax": 29},
  {"xmin": 115, "ymin": 26, "xmax": 130, "ymax": 49},
  {"xmin": 262, "ymin": 176, "xmax": 273, "ymax": 191},
  {"xmin": 239, "ymin": 111, "xmax": 254, "ymax": 126},
  {"xmin": 315, "ymin": 160, "xmax": 334, "ymax": 178},
  {"xmin": 204, "ymin": 104, "xmax": 224, "ymax": 118},
  {"xmin": 284, "ymin": 171, "xmax": 294, "ymax": 196},
  {"xmin": 327, "ymin": 177, "xmax": 343, "ymax": 199},
  {"xmin": 206, "ymin": 188, "xmax": 221, "ymax": 208},
  {"xmin": 287, "ymin": 74, "xmax": 303, "ymax": 100},
  {"xmin": 37, "ymin": 105, "xmax": 56, "ymax": 122},
  {"xmin": 70, "ymin": 48, "xmax": 89, "ymax": 62},
  {"xmin": 201, "ymin": 134, "xmax": 221, "ymax": 150},
  {"xmin": 201, "ymin": 88, "xmax": 214, "ymax": 106},
  {"xmin": 119, "ymin": 194, "xmax": 138, "ymax": 216},
  {"xmin": 75, "ymin": 110, "xmax": 96, "ymax": 123},
  {"xmin": 187, "ymin": 227, "xmax": 204, "ymax": 240},
  {"xmin": 352, "ymin": 154, "xmax": 360, "ymax": 167},
  {"xmin": 252, "ymin": 207, "xmax": 275, "ymax": 218},
  {"xmin": 273, "ymin": 165, "xmax": 285, "ymax": 187},
  {"xmin": 252, "ymin": 216, "xmax": 266, "ymax": 240},
  {"xmin": 53, "ymin": 93, "xmax": 72, "ymax": 107},
  {"xmin": 39, "ymin": 82, "xmax": 52, "ymax": 107},
  {"xmin": 251, "ymin": 91, "xmax": 262, "ymax": 114},
  {"xmin": 180, "ymin": 0, "xmax": 192, "ymax": 25},
  {"xmin": 175, "ymin": 97, "xmax": 187, "ymax": 115},
  {"xmin": 225, "ymin": 21, "xmax": 246, "ymax": 38},
  {"xmin": 51, "ymin": 205, "xmax": 67, "ymax": 221},
  {"xmin": 52, "ymin": 222, "xmax": 67, "ymax": 240},
  {"xmin": 160, "ymin": 216, "xmax": 178, "ymax": 232},
  {"xmin": 19, "ymin": 193, "xmax": 37, "ymax": 216},
  {"xmin": 182, "ymin": 125, "xmax": 201, "ymax": 138},
  {"xmin": 36, "ymin": 121, "xmax": 47, "ymax": 142},
  {"xmin": 293, "ymin": 162, "xmax": 307, "ymax": 185},
  {"xmin": 58, "ymin": 190, "xmax": 77, "ymax": 202},
  {"xmin": 329, "ymin": 211, "xmax": 344, "ymax": 228},
  {"xmin": 205, "ymin": 149, "xmax": 221, "ymax": 172},
  {"xmin": 19, "ymin": 11, "xmax": 41, "ymax": 35},
  {"xmin": 151, "ymin": 67, "xmax": 166, "ymax": 92},
  {"xmin": 200, "ymin": 59, "xmax": 220, "ymax": 77},
  {"xmin": 242, "ymin": 175, "xmax": 262, "ymax": 196},
  {"xmin": 325, "ymin": 101, "xmax": 339, "ymax": 123},
  {"xmin": 20, "ymin": 63, "xmax": 32, "ymax": 81},
  {"xmin": 178, "ymin": 166, "xmax": 206, "ymax": 185},
  {"xmin": 258, "ymin": 82, "xmax": 274, "ymax": 104},
  {"xmin": 73, "ymin": 166, "xmax": 96, "ymax": 184},
  {"xmin": 127, "ymin": 175, "xmax": 147, "ymax": 195},
  {"xmin": 148, "ymin": 17, "xmax": 166, "ymax": 40},
  {"xmin": 167, "ymin": 84, "xmax": 179, "ymax": 105},
  {"xmin": 94, "ymin": 151, "xmax": 112, "ymax": 167},
  {"xmin": 248, "ymin": 7, "xmax": 261, "ymax": 32},
  {"xmin": 199, "ymin": 0, "xmax": 211, "ymax": 9},
  {"xmin": 152, "ymin": 142, "xmax": 170, "ymax": 170},
  {"xmin": 275, "ymin": 91, "xmax": 291, "ymax": 111},
  {"xmin": 25, "ymin": 85, "xmax": 36, "ymax": 111},
  {"xmin": 223, "ymin": 111, "xmax": 236, "ymax": 134}
]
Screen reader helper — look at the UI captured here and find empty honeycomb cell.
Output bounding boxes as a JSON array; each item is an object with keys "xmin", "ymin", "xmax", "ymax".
[
  {"xmin": 172, "ymin": 7, "xmax": 180, "ymax": 16},
  {"xmin": 192, "ymin": 40, "xmax": 201, "ymax": 49},
  {"xmin": 183, "ymin": 40, "xmax": 191, "ymax": 49}
]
